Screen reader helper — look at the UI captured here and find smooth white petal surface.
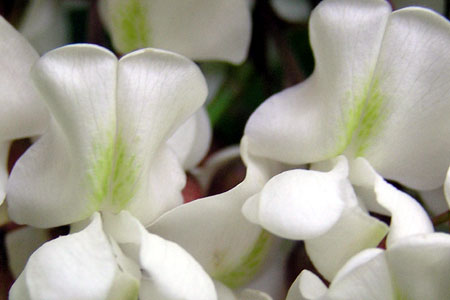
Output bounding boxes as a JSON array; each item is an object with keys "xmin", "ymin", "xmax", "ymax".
[
  {"xmin": 103, "ymin": 211, "xmax": 216, "ymax": 300},
  {"xmin": 386, "ymin": 233, "xmax": 450, "ymax": 300},
  {"xmin": 327, "ymin": 249, "xmax": 394, "ymax": 300},
  {"xmin": 127, "ymin": 145, "xmax": 185, "ymax": 226},
  {"xmin": 5, "ymin": 227, "xmax": 50, "ymax": 278},
  {"xmin": 0, "ymin": 17, "xmax": 49, "ymax": 140},
  {"xmin": 9, "ymin": 214, "xmax": 119, "ymax": 300},
  {"xmin": 99, "ymin": 0, "xmax": 251, "ymax": 64},
  {"xmin": 7, "ymin": 45, "xmax": 118, "ymax": 227},
  {"xmin": 357, "ymin": 8, "xmax": 450, "ymax": 190},
  {"xmin": 246, "ymin": 157, "xmax": 350, "ymax": 240},
  {"xmin": 245, "ymin": 0, "xmax": 391, "ymax": 164},
  {"xmin": 167, "ymin": 107, "xmax": 212, "ymax": 170},
  {"xmin": 305, "ymin": 206, "xmax": 388, "ymax": 281},
  {"xmin": 18, "ymin": 0, "xmax": 68, "ymax": 54},
  {"xmin": 115, "ymin": 48, "xmax": 207, "ymax": 224},
  {"xmin": 215, "ymin": 281, "xmax": 237, "ymax": 300},
  {"xmin": 286, "ymin": 270, "xmax": 327, "ymax": 300},
  {"xmin": 418, "ymin": 186, "xmax": 448, "ymax": 216}
]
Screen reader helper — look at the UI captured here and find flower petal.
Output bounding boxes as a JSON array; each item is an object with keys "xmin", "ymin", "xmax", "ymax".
[
  {"xmin": 103, "ymin": 211, "xmax": 217, "ymax": 300},
  {"xmin": 374, "ymin": 177, "xmax": 433, "ymax": 247},
  {"xmin": 115, "ymin": 48, "xmax": 207, "ymax": 224},
  {"xmin": 245, "ymin": 157, "xmax": 350, "ymax": 240},
  {"xmin": 5, "ymin": 227, "xmax": 50, "ymax": 278},
  {"xmin": 386, "ymin": 233, "xmax": 450, "ymax": 300},
  {"xmin": 286, "ymin": 270, "xmax": 327, "ymax": 300},
  {"xmin": 327, "ymin": 248, "xmax": 394, "ymax": 300},
  {"xmin": 99, "ymin": 0, "xmax": 251, "ymax": 64},
  {"xmin": 167, "ymin": 107, "xmax": 212, "ymax": 170},
  {"xmin": 9, "ymin": 213, "xmax": 122, "ymax": 300},
  {"xmin": 305, "ymin": 206, "xmax": 388, "ymax": 281},
  {"xmin": 0, "ymin": 17, "xmax": 49, "ymax": 141},
  {"xmin": 358, "ymin": 7, "xmax": 450, "ymax": 190},
  {"xmin": 245, "ymin": 0, "xmax": 391, "ymax": 164},
  {"xmin": 7, "ymin": 44, "xmax": 118, "ymax": 227},
  {"xmin": 238, "ymin": 289, "xmax": 273, "ymax": 300},
  {"xmin": 126, "ymin": 145, "xmax": 185, "ymax": 226}
]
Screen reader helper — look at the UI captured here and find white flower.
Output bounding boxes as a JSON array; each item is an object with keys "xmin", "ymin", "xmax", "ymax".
[
  {"xmin": 242, "ymin": 0, "xmax": 450, "ymax": 279},
  {"xmin": 6, "ymin": 44, "xmax": 207, "ymax": 228},
  {"xmin": 98, "ymin": 0, "xmax": 252, "ymax": 64}
]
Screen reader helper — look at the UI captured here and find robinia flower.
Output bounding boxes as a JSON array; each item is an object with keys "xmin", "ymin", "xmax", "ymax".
[
  {"xmin": 242, "ymin": 0, "xmax": 450, "ymax": 279},
  {"xmin": 6, "ymin": 44, "xmax": 207, "ymax": 228},
  {"xmin": 98, "ymin": 0, "xmax": 251, "ymax": 64}
]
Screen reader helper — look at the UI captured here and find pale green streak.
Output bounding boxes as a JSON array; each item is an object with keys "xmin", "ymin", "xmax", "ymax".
[
  {"xmin": 214, "ymin": 230, "xmax": 272, "ymax": 288},
  {"xmin": 112, "ymin": 0, "xmax": 151, "ymax": 53},
  {"xmin": 338, "ymin": 79, "xmax": 386, "ymax": 157},
  {"xmin": 87, "ymin": 129, "xmax": 140, "ymax": 213}
]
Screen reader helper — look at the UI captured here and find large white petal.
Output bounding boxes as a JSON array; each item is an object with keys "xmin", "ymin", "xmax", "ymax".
[
  {"xmin": 359, "ymin": 8, "xmax": 450, "ymax": 190},
  {"xmin": 7, "ymin": 45, "xmax": 118, "ymax": 227},
  {"xmin": 103, "ymin": 211, "xmax": 217, "ymax": 300},
  {"xmin": 167, "ymin": 107, "xmax": 212, "ymax": 170},
  {"xmin": 386, "ymin": 233, "xmax": 450, "ymax": 300},
  {"xmin": 245, "ymin": 157, "xmax": 350, "ymax": 240},
  {"xmin": 305, "ymin": 206, "xmax": 388, "ymax": 281},
  {"xmin": 116, "ymin": 48, "xmax": 207, "ymax": 224},
  {"xmin": 5, "ymin": 227, "xmax": 50, "ymax": 278},
  {"xmin": 99, "ymin": 0, "xmax": 251, "ymax": 64},
  {"xmin": 0, "ymin": 17, "xmax": 49, "ymax": 140},
  {"xmin": 9, "ymin": 213, "xmax": 122, "ymax": 300},
  {"xmin": 245, "ymin": 0, "xmax": 392, "ymax": 164}
]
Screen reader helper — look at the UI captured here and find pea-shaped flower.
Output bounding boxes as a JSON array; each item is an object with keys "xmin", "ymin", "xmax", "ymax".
[
  {"xmin": 7, "ymin": 44, "xmax": 207, "ymax": 228},
  {"xmin": 242, "ymin": 0, "xmax": 450, "ymax": 279}
]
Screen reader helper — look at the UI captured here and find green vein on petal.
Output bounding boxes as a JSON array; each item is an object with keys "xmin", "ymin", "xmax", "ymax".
[
  {"xmin": 87, "ymin": 129, "xmax": 141, "ymax": 213},
  {"xmin": 339, "ymin": 77, "xmax": 387, "ymax": 158},
  {"xmin": 214, "ymin": 230, "xmax": 273, "ymax": 289},
  {"xmin": 112, "ymin": 0, "xmax": 151, "ymax": 53}
]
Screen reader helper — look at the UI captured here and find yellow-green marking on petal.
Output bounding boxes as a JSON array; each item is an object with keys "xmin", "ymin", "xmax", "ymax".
[
  {"xmin": 88, "ymin": 130, "xmax": 141, "ymax": 213},
  {"xmin": 112, "ymin": 0, "xmax": 151, "ymax": 53},
  {"xmin": 214, "ymin": 230, "xmax": 273, "ymax": 288},
  {"xmin": 339, "ymin": 78, "xmax": 387, "ymax": 158}
]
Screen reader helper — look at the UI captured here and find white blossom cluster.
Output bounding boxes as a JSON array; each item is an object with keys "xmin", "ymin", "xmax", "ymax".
[{"xmin": 0, "ymin": 0, "xmax": 449, "ymax": 299}]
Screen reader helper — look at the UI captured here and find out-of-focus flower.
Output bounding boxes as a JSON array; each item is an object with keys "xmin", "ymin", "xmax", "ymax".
[
  {"xmin": 6, "ymin": 44, "xmax": 207, "ymax": 228},
  {"xmin": 98, "ymin": 0, "xmax": 251, "ymax": 64},
  {"xmin": 0, "ymin": 17, "xmax": 49, "ymax": 208},
  {"xmin": 18, "ymin": 0, "xmax": 69, "ymax": 54},
  {"xmin": 242, "ymin": 0, "xmax": 450, "ymax": 280}
]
